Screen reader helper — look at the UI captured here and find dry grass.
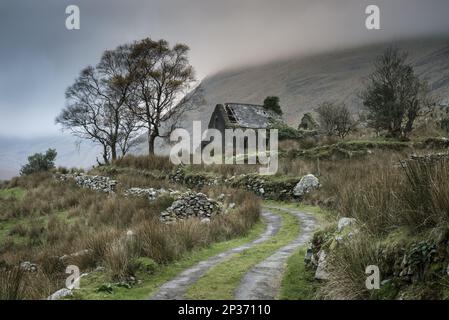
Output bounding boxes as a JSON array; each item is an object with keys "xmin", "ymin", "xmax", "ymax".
[
  {"xmin": 319, "ymin": 235, "xmax": 381, "ymax": 300},
  {"xmin": 0, "ymin": 170, "xmax": 260, "ymax": 299},
  {"xmin": 114, "ymin": 154, "xmax": 174, "ymax": 172},
  {"xmin": 315, "ymin": 153, "xmax": 449, "ymax": 299}
]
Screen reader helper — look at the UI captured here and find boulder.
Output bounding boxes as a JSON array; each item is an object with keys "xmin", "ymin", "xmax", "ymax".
[
  {"xmin": 337, "ymin": 217, "xmax": 356, "ymax": 232},
  {"xmin": 293, "ymin": 174, "xmax": 320, "ymax": 197},
  {"xmin": 314, "ymin": 250, "xmax": 329, "ymax": 280},
  {"xmin": 47, "ymin": 288, "xmax": 72, "ymax": 300}
]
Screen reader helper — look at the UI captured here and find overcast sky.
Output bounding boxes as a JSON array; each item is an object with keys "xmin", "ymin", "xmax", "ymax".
[{"xmin": 1, "ymin": 0, "xmax": 449, "ymax": 137}]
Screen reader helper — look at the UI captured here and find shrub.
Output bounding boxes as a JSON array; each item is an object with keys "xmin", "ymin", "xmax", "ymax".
[
  {"xmin": 20, "ymin": 149, "xmax": 57, "ymax": 176},
  {"xmin": 133, "ymin": 257, "xmax": 158, "ymax": 274},
  {"xmin": 263, "ymin": 96, "xmax": 283, "ymax": 115},
  {"xmin": 315, "ymin": 102, "xmax": 353, "ymax": 138}
]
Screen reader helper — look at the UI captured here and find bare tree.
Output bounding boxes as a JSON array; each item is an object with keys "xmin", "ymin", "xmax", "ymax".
[
  {"xmin": 129, "ymin": 38, "xmax": 196, "ymax": 154},
  {"xmin": 56, "ymin": 45, "xmax": 141, "ymax": 163},
  {"xmin": 315, "ymin": 101, "xmax": 353, "ymax": 139},
  {"xmin": 361, "ymin": 47, "xmax": 436, "ymax": 139}
]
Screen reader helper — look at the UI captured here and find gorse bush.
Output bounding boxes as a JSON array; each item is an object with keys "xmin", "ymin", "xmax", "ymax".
[{"xmin": 20, "ymin": 149, "xmax": 57, "ymax": 176}]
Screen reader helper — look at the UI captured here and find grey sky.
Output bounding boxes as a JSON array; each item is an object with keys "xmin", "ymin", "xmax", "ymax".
[{"xmin": 1, "ymin": 0, "xmax": 449, "ymax": 137}]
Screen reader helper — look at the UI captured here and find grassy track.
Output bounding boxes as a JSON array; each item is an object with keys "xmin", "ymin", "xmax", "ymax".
[{"xmin": 185, "ymin": 209, "xmax": 300, "ymax": 300}]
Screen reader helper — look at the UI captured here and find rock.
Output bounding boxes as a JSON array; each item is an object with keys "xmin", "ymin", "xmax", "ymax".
[
  {"xmin": 337, "ymin": 217, "xmax": 356, "ymax": 232},
  {"xmin": 47, "ymin": 288, "xmax": 72, "ymax": 300},
  {"xmin": 293, "ymin": 174, "xmax": 320, "ymax": 197},
  {"xmin": 20, "ymin": 261, "xmax": 38, "ymax": 273},
  {"xmin": 126, "ymin": 230, "xmax": 135, "ymax": 240},
  {"xmin": 228, "ymin": 203, "xmax": 236, "ymax": 209},
  {"xmin": 200, "ymin": 218, "xmax": 211, "ymax": 224},
  {"xmin": 304, "ymin": 247, "xmax": 313, "ymax": 263},
  {"xmin": 314, "ymin": 250, "xmax": 329, "ymax": 280}
]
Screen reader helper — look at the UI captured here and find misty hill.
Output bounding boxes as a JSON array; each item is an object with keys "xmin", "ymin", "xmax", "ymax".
[
  {"xmin": 165, "ymin": 37, "xmax": 449, "ymax": 135},
  {"xmin": 0, "ymin": 134, "xmax": 100, "ymax": 180}
]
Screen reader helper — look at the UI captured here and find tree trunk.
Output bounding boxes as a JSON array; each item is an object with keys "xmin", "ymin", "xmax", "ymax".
[
  {"xmin": 111, "ymin": 145, "xmax": 117, "ymax": 161},
  {"xmin": 148, "ymin": 131, "xmax": 157, "ymax": 155},
  {"xmin": 102, "ymin": 144, "xmax": 109, "ymax": 165}
]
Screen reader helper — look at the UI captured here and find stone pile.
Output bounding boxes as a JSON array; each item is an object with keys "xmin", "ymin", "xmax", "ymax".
[
  {"xmin": 160, "ymin": 191, "xmax": 222, "ymax": 223},
  {"xmin": 57, "ymin": 173, "xmax": 117, "ymax": 193},
  {"xmin": 124, "ymin": 187, "xmax": 170, "ymax": 200}
]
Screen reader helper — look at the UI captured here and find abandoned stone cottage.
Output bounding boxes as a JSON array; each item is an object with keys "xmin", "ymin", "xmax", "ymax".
[
  {"xmin": 205, "ymin": 103, "xmax": 282, "ymax": 150},
  {"xmin": 208, "ymin": 103, "xmax": 281, "ymax": 131}
]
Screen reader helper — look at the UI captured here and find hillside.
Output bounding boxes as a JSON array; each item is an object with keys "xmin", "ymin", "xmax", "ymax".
[{"xmin": 163, "ymin": 37, "xmax": 449, "ymax": 134}]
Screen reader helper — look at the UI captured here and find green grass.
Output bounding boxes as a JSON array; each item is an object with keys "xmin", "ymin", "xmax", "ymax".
[
  {"xmin": 0, "ymin": 210, "xmax": 75, "ymax": 244},
  {"xmin": 278, "ymin": 247, "xmax": 318, "ymax": 300},
  {"xmin": 0, "ymin": 187, "xmax": 26, "ymax": 200},
  {"xmin": 69, "ymin": 220, "xmax": 266, "ymax": 300},
  {"xmin": 184, "ymin": 209, "xmax": 300, "ymax": 300}
]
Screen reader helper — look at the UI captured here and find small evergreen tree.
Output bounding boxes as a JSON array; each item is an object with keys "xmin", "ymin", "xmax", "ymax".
[
  {"xmin": 263, "ymin": 96, "xmax": 283, "ymax": 115},
  {"xmin": 20, "ymin": 149, "xmax": 57, "ymax": 176}
]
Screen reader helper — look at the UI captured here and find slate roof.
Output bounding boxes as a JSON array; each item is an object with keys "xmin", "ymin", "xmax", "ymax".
[{"xmin": 223, "ymin": 103, "xmax": 280, "ymax": 129}]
